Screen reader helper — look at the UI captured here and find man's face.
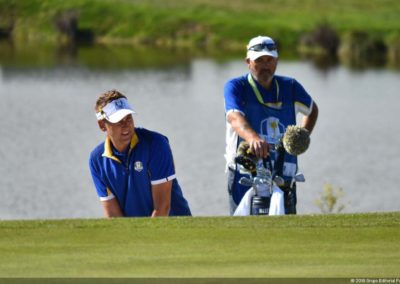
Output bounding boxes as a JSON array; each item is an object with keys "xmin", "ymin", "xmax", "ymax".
[
  {"xmin": 247, "ymin": 55, "xmax": 278, "ymax": 87},
  {"xmin": 99, "ymin": 114, "xmax": 135, "ymax": 151}
]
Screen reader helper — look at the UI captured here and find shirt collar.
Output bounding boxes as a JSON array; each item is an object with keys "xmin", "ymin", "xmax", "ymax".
[{"xmin": 102, "ymin": 132, "xmax": 139, "ymax": 162}]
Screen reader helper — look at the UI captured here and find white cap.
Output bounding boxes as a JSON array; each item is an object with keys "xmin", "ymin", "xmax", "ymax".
[
  {"xmin": 246, "ymin": 36, "xmax": 278, "ymax": 60},
  {"xmin": 96, "ymin": 98, "xmax": 135, "ymax": 123}
]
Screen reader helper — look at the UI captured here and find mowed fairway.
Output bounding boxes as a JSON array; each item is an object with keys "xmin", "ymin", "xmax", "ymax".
[{"xmin": 0, "ymin": 213, "xmax": 399, "ymax": 277}]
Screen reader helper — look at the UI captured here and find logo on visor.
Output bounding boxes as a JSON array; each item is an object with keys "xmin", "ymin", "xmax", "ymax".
[
  {"xmin": 115, "ymin": 99, "xmax": 125, "ymax": 109},
  {"xmin": 134, "ymin": 161, "xmax": 143, "ymax": 172}
]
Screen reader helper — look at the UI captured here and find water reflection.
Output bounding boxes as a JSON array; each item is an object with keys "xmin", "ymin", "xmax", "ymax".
[
  {"xmin": 0, "ymin": 41, "xmax": 244, "ymax": 70},
  {"xmin": 0, "ymin": 47, "xmax": 399, "ymax": 220},
  {"xmin": 1, "ymin": 41, "xmax": 399, "ymax": 71}
]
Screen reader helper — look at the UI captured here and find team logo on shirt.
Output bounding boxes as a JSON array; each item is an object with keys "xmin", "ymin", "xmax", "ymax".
[
  {"xmin": 260, "ymin": 117, "xmax": 285, "ymax": 145},
  {"xmin": 134, "ymin": 161, "xmax": 143, "ymax": 172}
]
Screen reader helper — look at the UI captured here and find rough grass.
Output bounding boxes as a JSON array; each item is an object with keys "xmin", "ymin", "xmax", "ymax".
[
  {"xmin": 0, "ymin": 212, "xmax": 399, "ymax": 278},
  {"xmin": 1, "ymin": 0, "xmax": 400, "ymax": 48}
]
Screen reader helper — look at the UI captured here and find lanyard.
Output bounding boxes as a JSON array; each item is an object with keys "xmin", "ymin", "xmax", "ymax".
[{"xmin": 247, "ymin": 74, "xmax": 281, "ymax": 109}]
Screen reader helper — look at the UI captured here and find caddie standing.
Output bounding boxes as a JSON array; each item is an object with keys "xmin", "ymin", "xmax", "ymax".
[{"xmin": 223, "ymin": 36, "xmax": 319, "ymax": 215}]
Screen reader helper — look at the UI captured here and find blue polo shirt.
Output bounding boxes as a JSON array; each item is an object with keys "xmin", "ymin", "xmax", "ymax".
[
  {"xmin": 224, "ymin": 74, "xmax": 313, "ymax": 204},
  {"xmin": 89, "ymin": 127, "xmax": 191, "ymax": 217}
]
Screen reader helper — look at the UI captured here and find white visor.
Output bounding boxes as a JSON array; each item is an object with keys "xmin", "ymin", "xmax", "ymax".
[{"xmin": 96, "ymin": 98, "xmax": 136, "ymax": 123}]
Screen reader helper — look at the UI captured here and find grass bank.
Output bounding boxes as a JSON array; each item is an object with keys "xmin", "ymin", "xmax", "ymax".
[
  {"xmin": 0, "ymin": 0, "xmax": 399, "ymax": 51},
  {"xmin": 0, "ymin": 212, "xmax": 399, "ymax": 277}
]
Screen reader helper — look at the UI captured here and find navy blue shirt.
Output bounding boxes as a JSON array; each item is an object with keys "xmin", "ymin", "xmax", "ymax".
[
  {"xmin": 89, "ymin": 128, "xmax": 191, "ymax": 217},
  {"xmin": 224, "ymin": 74, "xmax": 313, "ymax": 204}
]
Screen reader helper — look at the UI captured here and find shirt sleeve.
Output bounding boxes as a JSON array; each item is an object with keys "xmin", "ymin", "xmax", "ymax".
[
  {"xmin": 89, "ymin": 155, "xmax": 115, "ymax": 201},
  {"xmin": 224, "ymin": 78, "xmax": 246, "ymax": 117},
  {"xmin": 292, "ymin": 79, "xmax": 314, "ymax": 116},
  {"xmin": 148, "ymin": 134, "xmax": 177, "ymax": 185}
]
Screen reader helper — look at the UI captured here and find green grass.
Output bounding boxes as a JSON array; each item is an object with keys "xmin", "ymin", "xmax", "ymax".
[
  {"xmin": 1, "ymin": 0, "xmax": 400, "ymax": 49},
  {"xmin": 0, "ymin": 212, "xmax": 399, "ymax": 277}
]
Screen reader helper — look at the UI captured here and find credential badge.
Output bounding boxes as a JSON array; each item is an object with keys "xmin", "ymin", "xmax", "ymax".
[{"xmin": 134, "ymin": 161, "xmax": 143, "ymax": 172}]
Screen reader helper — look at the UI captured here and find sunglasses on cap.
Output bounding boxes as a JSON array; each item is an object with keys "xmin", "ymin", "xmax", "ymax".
[{"xmin": 248, "ymin": 42, "xmax": 277, "ymax": 52}]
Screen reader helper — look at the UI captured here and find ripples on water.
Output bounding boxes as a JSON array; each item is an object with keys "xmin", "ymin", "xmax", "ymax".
[{"xmin": 0, "ymin": 56, "xmax": 399, "ymax": 219}]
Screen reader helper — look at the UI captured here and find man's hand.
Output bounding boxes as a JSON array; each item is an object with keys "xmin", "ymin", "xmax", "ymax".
[
  {"xmin": 228, "ymin": 111, "xmax": 269, "ymax": 158},
  {"xmin": 248, "ymin": 135, "xmax": 269, "ymax": 158}
]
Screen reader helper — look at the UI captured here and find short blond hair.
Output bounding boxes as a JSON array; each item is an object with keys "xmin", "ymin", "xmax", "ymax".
[{"xmin": 95, "ymin": 89, "xmax": 127, "ymax": 112}]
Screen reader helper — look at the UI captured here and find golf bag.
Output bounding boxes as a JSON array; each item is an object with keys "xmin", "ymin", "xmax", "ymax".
[{"xmin": 234, "ymin": 142, "xmax": 300, "ymax": 216}]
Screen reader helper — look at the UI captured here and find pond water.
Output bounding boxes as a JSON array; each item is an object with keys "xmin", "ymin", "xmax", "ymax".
[{"xmin": 0, "ymin": 55, "xmax": 399, "ymax": 219}]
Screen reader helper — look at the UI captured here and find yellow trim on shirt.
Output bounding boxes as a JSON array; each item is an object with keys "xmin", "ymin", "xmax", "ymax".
[
  {"xmin": 106, "ymin": 187, "xmax": 113, "ymax": 196},
  {"xmin": 102, "ymin": 132, "xmax": 139, "ymax": 163},
  {"xmin": 128, "ymin": 132, "xmax": 139, "ymax": 156}
]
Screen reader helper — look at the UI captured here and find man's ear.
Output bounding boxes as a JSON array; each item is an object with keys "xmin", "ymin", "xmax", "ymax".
[
  {"xmin": 245, "ymin": 58, "xmax": 252, "ymax": 68},
  {"xmin": 98, "ymin": 120, "xmax": 107, "ymax": 132}
]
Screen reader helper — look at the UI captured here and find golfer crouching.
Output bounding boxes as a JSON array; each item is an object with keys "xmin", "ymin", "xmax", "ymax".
[{"xmin": 89, "ymin": 90, "xmax": 191, "ymax": 217}]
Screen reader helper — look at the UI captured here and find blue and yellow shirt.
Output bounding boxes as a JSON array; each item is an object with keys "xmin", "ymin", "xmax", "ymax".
[
  {"xmin": 224, "ymin": 74, "xmax": 314, "ymax": 204},
  {"xmin": 89, "ymin": 127, "xmax": 191, "ymax": 217}
]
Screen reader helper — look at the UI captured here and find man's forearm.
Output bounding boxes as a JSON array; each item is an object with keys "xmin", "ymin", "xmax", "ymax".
[
  {"xmin": 151, "ymin": 181, "xmax": 172, "ymax": 217},
  {"xmin": 227, "ymin": 112, "xmax": 269, "ymax": 158},
  {"xmin": 151, "ymin": 201, "xmax": 170, "ymax": 217},
  {"xmin": 102, "ymin": 198, "xmax": 124, "ymax": 218},
  {"xmin": 151, "ymin": 207, "xmax": 170, "ymax": 217},
  {"xmin": 301, "ymin": 102, "xmax": 319, "ymax": 134},
  {"xmin": 228, "ymin": 112, "xmax": 259, "ymax": 142}
]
